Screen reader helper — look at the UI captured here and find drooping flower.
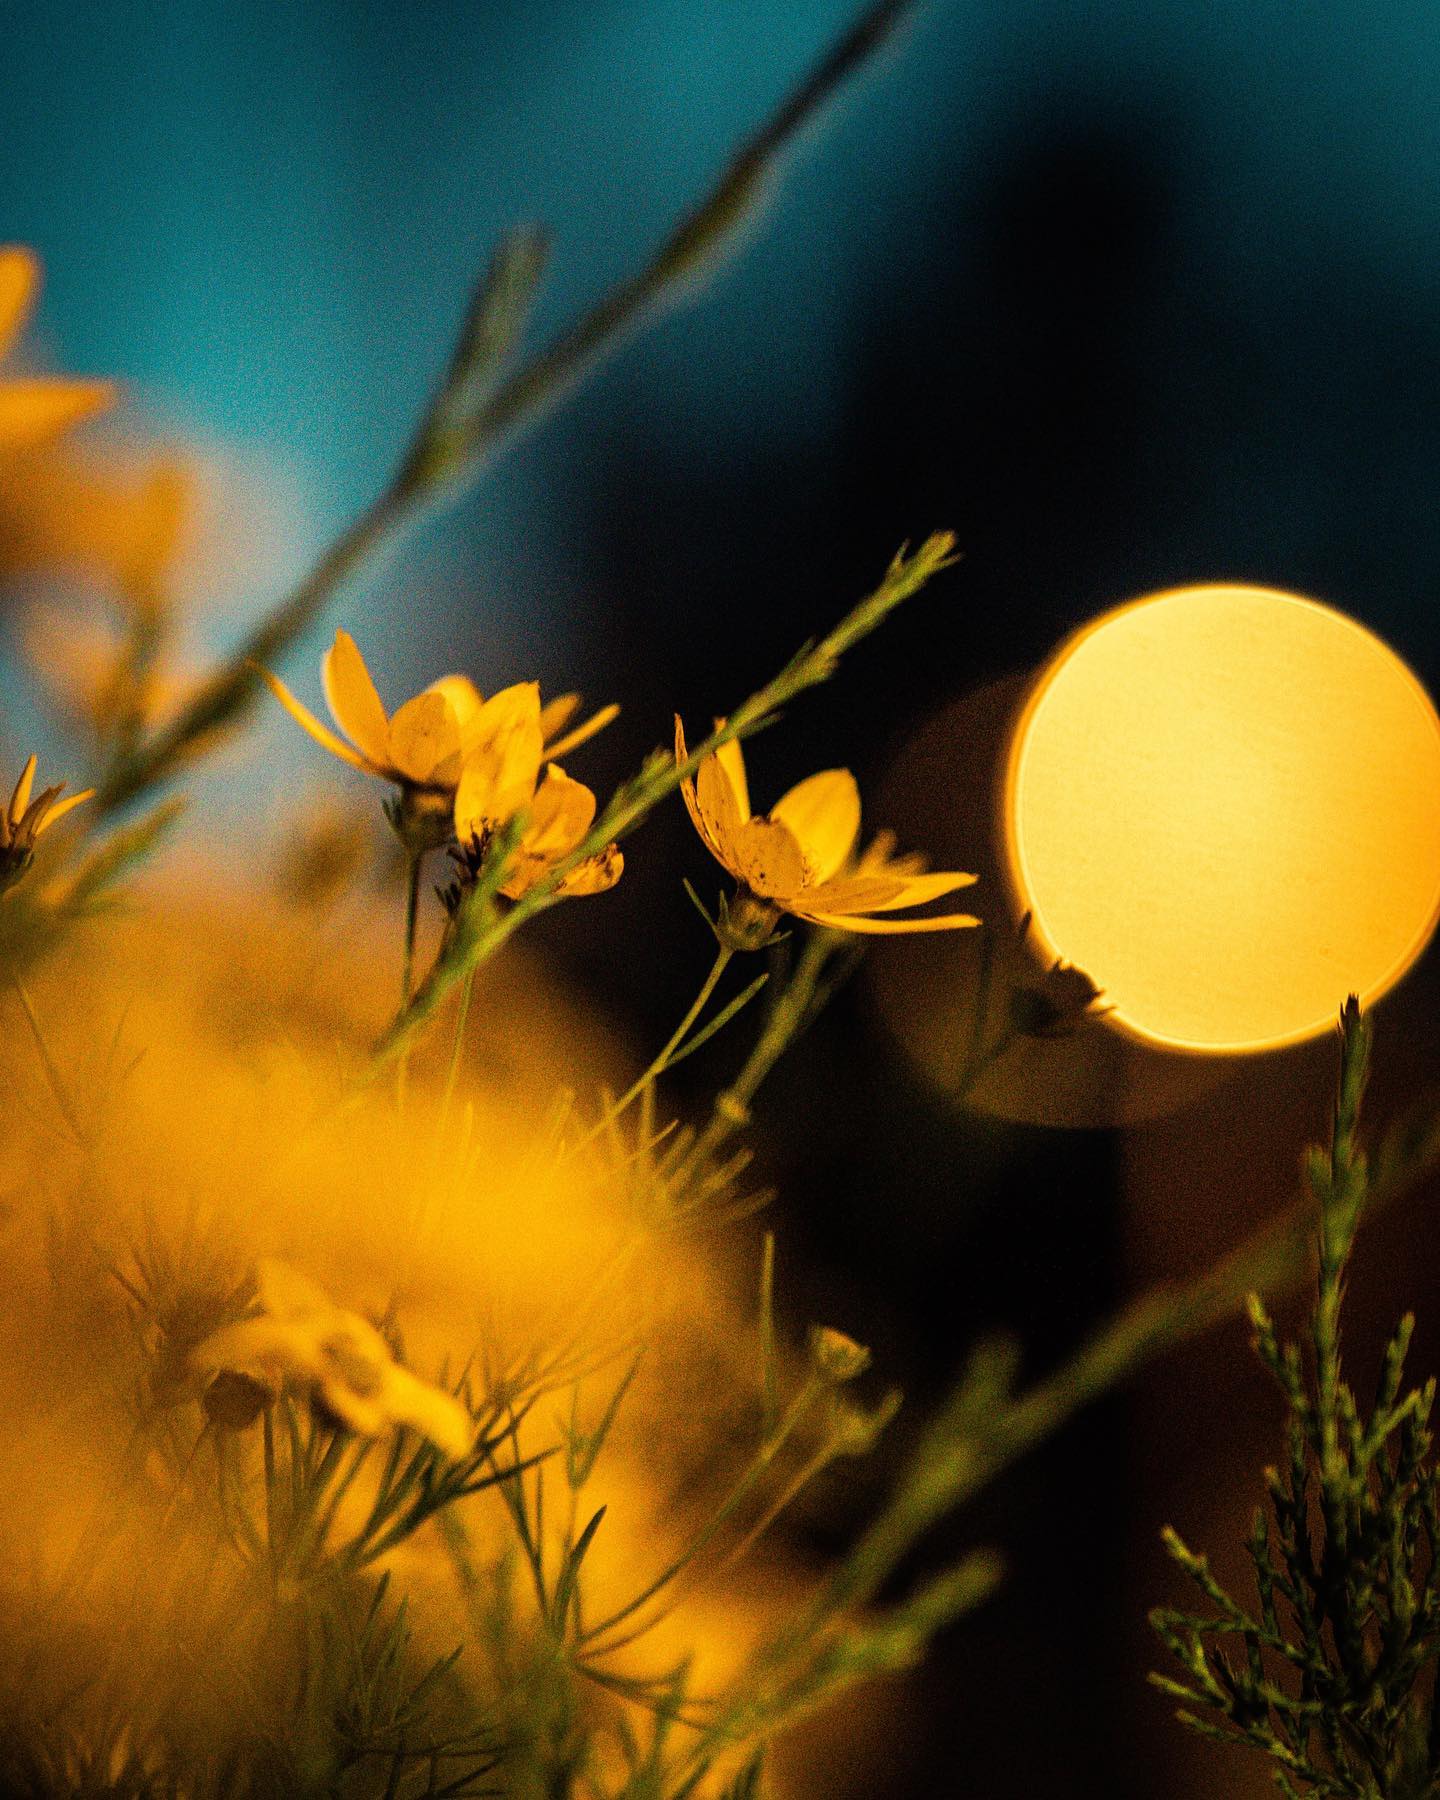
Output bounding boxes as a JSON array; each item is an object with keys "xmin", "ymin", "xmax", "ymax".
[
  {"xmin": 453, "ymin": 757, "xmax": 623, "ymax": 902},
  {"xmin": 190, "ymin": 1258, "xmax": 473, "ymax": 1458},
  {"xmin": 258, "ymin": 629, "xmax": 616, "ymax": 850},
  {"xmin": 0, "ymin": 247, "xmax": 115, "ymax": 452},
  {"xmin": 675, "ymin": 717, "xmax": 978, "ymax": 936},
  {"xmin": 0, "ymin": 755, "xmax": 94, "ymax": 893}
]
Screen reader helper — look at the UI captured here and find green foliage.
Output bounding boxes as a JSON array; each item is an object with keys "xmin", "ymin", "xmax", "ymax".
[{"xmin": 1151, "ymin": 999, "xmax": 1440, "ymax": 1799}]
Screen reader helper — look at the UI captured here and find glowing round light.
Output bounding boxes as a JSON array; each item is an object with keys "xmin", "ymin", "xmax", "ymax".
[{"xmin": 1004, "ymin": 584, "xmax": 1440, "ymax": 1053}]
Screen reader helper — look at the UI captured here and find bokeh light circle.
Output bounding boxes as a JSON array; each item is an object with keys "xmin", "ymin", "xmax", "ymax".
[{"xmin": 1004, "ymin": 584, "xmax": 1440, "ymax": 1053}]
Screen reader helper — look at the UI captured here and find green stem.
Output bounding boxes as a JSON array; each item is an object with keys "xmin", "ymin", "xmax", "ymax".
[
  {"xmin": 677, "ymin": 928, "xmax": 844, "ymax": 1183},
  {"xmin": 440, "ymin": 965, "xmax": 478, "ymax": 1124},
  {"xmin": 97, "ymin": 484, "xmax": 410, "ymax": 813},
  {"xmin": 581, "ymin": 1374, "xmax": 826, "ymax": 1654},
  {"xmin": 93, "ymin": 0, "xmax": 923, "ymax": 818},
  {"xmin": 678, "ymin": 1014, "xmax": 1439, "ymax": 1775},
  {"xmin": 576, "ymin": 943, "xmax": 734, "ymax": 1153},
  {"xmin": 401, "ymin": 852, "xmax": 423, "ymax": 1006}
]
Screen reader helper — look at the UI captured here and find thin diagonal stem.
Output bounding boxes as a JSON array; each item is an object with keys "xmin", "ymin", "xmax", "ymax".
[
  {"xmin": 574, "ymin": 944, "xmax": 734, "ymax": 1154},
  {"xmin": 94, "ymin": 0, "xmax": 925, "ymax": 817}
]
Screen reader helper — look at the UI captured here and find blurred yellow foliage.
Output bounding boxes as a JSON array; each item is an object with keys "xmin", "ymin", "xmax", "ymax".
[{"xmin": 0, "ymin": 885, "xmax": 800, "ymax": 1786}]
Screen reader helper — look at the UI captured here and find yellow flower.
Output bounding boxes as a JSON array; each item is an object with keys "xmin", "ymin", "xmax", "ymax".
[
  {"xmin": 0, "ymin": 247, "xmax": 114, "ymax": 451},
  {"xmin": 674, "ymin": 716, "xmax": 979, "ymax": 935},
  {"xmin": 259, "ymin": 629, "xmax": 616, "ymax": 849},
  {"xmin": 190, "ymin": 1259, "xmax": 473, "ymax": 1458},
  {"xmin": 0, "ymin": 754, "xmax": 94, "ymax": 893},
  {"xmin": 454, "ymin": 759, "xmax": 623, "ymax": 900}
]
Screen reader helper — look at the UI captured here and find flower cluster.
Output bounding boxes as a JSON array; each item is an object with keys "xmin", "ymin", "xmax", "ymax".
[
  {"xmin": 0, "ymin": 215, "xmax": 1026, "ymax": 1800},
  {"xmin": 260, "ymin": 630, "xmax": 623, "ymax": 899}
]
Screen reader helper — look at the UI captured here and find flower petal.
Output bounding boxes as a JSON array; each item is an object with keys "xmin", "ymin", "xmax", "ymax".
[
  {"xmin": 731, "ymin": 816, "xmax": 807, "ymax": 900},
  {"xmin": 675, "ymin": 715, "xmax": 724, "ymax": 865},
  {"xmin": 0, "ymin": 378, "xmax": 115, "ymax": 450},
  {"xmin": 9, "ymin": 754, "xmax": 36, "ymax": 828},
  {"xmin": 190, "ymin": 1316, "xmax": 325, "ymax": 1382},
  {"xmin": 315, "ymin": 1378, "xmax": 390, "ymax": 1439},
  {"xmin": 388, "ymin": 690, "xmax": 462, "ymax": 785},
  {"xmin": 545, "ymin": 701, "xmax": 619, "ymax": 761},
  {"xmin": 770, "ymin": 769, "xmax": 860, "ymax": 884},
  {"xmin": 32, "ymin": 787, "xmax": 94, "ymax": 836},
  {"xmin": 380, "ymin": 1365, "xmax": 475, "ymax": 1458},
  {"xmin": 713, "ymin": 726, "xmax": 750, "ymax": 823},
  {"xmin": 0, "ymin": 246, "xmax": 40, "ymax": 363},
  {"xmin": 454, "ymin": 683, "xmax": 544, "ymax": 837},
  {"xmin": 322, "ymin": 630, "xmax": 391, "ymax": 766},
  {"xmin": 557, "ymin": 844, "xmax": 623, "ymax": 895},
  {"xmin": 797, "ymin": 908, "xmax": 981, "ymax": 934},
  {"xmin": 696, "ymin": 740, "xmax": 746, "ymax": 849},
  {"xmin": 257, "ymin": 1258, "xmax": 336, "ymax": 1322},
  {"xmin": 539, "ymin": 692, "xmax": 580, "ymax": 742},
  {"xmin": 256, "ymin": 665, "xmax": 379, "ymax": 775},
  {"xmin": 800, "ymin": 869, "xmax": 976, "ymax": 914},
  {"xmin": 523, "ymin": 765, "xmax": 596, "ymax": 857},
  {"xmin": 429, "ymin": 675, "xmax": 486, "ymax": 743}
]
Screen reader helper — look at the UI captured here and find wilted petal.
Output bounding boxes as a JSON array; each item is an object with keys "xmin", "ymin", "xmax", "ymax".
[
  {"xmin": 695, "ymin": 742, "xmax": 746, "ymax": 852},
  {"xmin": 770, "ymin": 768, "xmax": 860, "ymax": 884},
  {"xmin": 322, "ymin": 631, "xmax": 391, "ymax": 766},
  {"xmin": 676, "ymin": 716, "xmax": 725, "ymax": 865},
  {"xmin": 731, "ymin": 815, "xmax": 807, "ymax": 900},
  {"xmin": 557, "ymin": 844, "xmax": 624, "ymax": 896}
]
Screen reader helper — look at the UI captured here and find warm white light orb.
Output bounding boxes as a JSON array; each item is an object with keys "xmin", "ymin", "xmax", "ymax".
[{"xmin": 1004, "ymin": 584, "xmax": 1440, "ymax": 1053}]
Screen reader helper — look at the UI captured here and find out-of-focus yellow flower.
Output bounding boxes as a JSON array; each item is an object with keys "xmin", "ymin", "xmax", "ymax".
[
  {"xmin": 0, "ymin": 247, "xmax": 114, "ymax": 451},
  {"xmin": 0, "ymin": 754, "xmax": 93, "ymax": 892},
  {"xmin": 23, "ymin": 606, "xmax": 201, "ymax": 746},
  {"xmin": 675, "ymin": 716, "xmax": 978, "ymax": 935},
  {"xmin": 190, "ymin": 1258, "xmax": 473, "ymax": 1458},
  {"xmin": 259, "ymin": 629, "xmax": 616, "ymax": 850},
  {"xmin": 0, "ymin": 448, "xmax": 193, "ymax": 601}
]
